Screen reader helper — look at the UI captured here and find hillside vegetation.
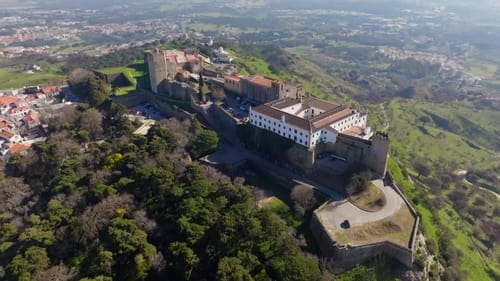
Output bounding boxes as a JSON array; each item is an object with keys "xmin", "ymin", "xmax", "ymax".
[{"xmin": 233, "ymin": 44, "xmax": 499, "ymax": 281}]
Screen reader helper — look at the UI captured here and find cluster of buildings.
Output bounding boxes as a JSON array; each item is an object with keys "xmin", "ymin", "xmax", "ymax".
[
  {"xmin": 223, "ymin": 74, "xmax": 304, "ymax": 104},
  {"xmin": 145, "ymin": 46, "xmax": 388, "ymax": 175},
  {"xmin": 145, "ymin": 48, "xmax": 212, "ymax": 99},
  {"xmin": 0, "ymin": 86, "xmax": 59, "ymax": 160},
  {"xmin": 0, "ymin": 10, "xmax": 185, "ymax": 58},
  {"xmin": 249, "ymin": 96, "xmax": 371, "ymax": 149}
]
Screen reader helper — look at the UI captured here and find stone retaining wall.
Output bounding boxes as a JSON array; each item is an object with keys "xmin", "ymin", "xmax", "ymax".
[{"xmin": 310, "ymin": 174, "xmax": 420, "ymax": 271}]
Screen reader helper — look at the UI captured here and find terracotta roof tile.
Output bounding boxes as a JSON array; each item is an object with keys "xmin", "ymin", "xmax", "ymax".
[
  {"xmin": 224, "ymin": 75, "xmax": 241, "ymax": 82},
  {"xmin": 9, "ymin": 143, "xmax": 30, "ymax": 154},
  {"xmin": 252, "ymin": 97, "xmax": 357, "ymax": 132},
  {"xmin": 248, "ymin": 75, "xmax": 273, "ymax": 88},
  {"xmin": 0, "ymin": 96, "xmax": 23, "ymax": 107}
]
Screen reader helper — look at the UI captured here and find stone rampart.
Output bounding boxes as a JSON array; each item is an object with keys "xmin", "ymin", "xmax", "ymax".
[
  {"xmin": 385, "ymin": 172, "xmax": 420, "ymax": 254},
  {"xmin": 310, "ymin": 173, "xmax": 419, "ymax": 271},
  {"xmin": 145, "ymin": 92, "xmax": 193, "ymax": 120},
  {"xmin": 112, "ymin": 91, "xmax": 147, "ymax": 107}
]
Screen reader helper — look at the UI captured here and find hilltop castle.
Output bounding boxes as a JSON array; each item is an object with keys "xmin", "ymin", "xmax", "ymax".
[{"xmin": 144, "ymin": 48, "xmax": 205, "ymax": 95}]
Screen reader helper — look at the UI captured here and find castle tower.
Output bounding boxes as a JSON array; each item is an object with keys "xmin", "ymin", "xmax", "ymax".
[
  {"xmin": 144, "ymin": 49, "xmax": 168, "ymax": 94},
  {"xmin": 370, "ymin": 132, "xmax": 390, "ymax": 177}
]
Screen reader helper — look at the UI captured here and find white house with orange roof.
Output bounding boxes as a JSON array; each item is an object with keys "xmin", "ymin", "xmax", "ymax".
[
  {"xmin": 6, "ymin": 105, "xmax": 31, "ymax": 121},
  {"xmin": 0, "ymin": 96, "xmax": 25, "ymax": 115},
  {"xmin": 1, "ymin": 142, "xmax": 30, "ymax": 161},
  {"xmin": 0, "ymin": 128, "xmax": 22, "ymax": 143}
]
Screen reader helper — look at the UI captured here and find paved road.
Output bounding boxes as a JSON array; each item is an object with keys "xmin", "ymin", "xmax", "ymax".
[
  {"xmin": 132, "ymin": 119, "xmax": 155, "ymax": 135},
  {"xmin": 316, "ymin": 179, "xmax": 404, "ymax": 230}
]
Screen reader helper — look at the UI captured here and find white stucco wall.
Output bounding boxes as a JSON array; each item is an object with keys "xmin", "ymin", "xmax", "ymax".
[
  {"xmin": 249, "ymin": 107, "xmax": 368, "ymax": 148},
  {"xmin": 250, "ymin": 110, "xmax": 311, "ymax": 147}
]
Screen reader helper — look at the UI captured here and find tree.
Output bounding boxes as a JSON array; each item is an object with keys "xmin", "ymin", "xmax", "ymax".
[
  {"xmin": 336, "ymin": 265, "xmax": 377, "ymax": 281},
  {"xmin": 418, "ymin": 115, "xmax": 432, "ymax": 124},
  {"xmin": 87, "ymin": 76, "xmax": 111, "ymax": 107},
  {"xmin": 80, "ymin": 108, "xmax": 104, "ymax": 140},
  {"xmin": 7, "ymin": 246, "xmax": 50, "ymax": 281},
  {"xmin": 346, "ymin": 171, "xmax": 371, "ymax": 196},
  {"xmin": 33, "ymin": 265, "xmax": 78, "ymax": 281},
  {"xmin": 168, "ymin": 242, "xmax": 199, "ymax": 280},
  {"xmin": 103, "ymin": 217, "xmax": 156, "ymax": 280},
  {"xmin": 190, "ymin": 129, "xmax": 219, "ymax": 158},
  {"xmin": 270, "ymin": 255, "xmax": 322, "ymax": 281},
  {"xmin": 78, "ymin": 194, "xmax": 135, "ymax": 243},
  {"xmin": 413, "ymin": 162, "xmax": 430, "ymax": 179},
  {"xmin": 290, "ymin": 185, "xmax": 317, "ymax": 218},
  {"xmin": 217, "ymin": 257, "xmax": 253, "ymax": 281},
  {"xmin": 480, "ymin": 220, "xmax": 500, "ymax": 250}
]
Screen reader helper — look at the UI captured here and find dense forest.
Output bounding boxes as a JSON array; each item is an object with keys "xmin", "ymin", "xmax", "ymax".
[{"xmin": 0, "ymin": 77, "xmax": 322, "ymax": 280}]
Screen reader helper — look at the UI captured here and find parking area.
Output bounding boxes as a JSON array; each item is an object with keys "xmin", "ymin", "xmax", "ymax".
[
  {"xmin": 220, "ymin": 96, "xmax": 250, "ymax": 120},
  {"xmin": 129, "ymin": 103, "xmax": 166, "ymax": 120}
]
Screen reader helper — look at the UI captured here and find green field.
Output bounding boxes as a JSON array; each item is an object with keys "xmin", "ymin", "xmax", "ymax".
[
  {"xmin": 0, "ymin": 61, "xmax": 65, "ymax": 89},
  {"xmin": 98, "ymin": 60, "xmax": 149, "ymax": 95}
]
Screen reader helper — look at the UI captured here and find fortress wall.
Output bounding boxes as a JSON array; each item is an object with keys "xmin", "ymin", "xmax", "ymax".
[
  {"xmin": 197, "ymin": 104, "xmax": 238, "ymax": 135},
  {"xmin": 310, "ymin": 208, "xmax": 338, "ymax": 256},
  {"xmin": 145, "ymin": 92, "xmax": 193, "ymax": 120},
  {"xmin": 310, "ymin": 170, "xmax": 418, "ymax": 272},
  {"xmin": 385, "ymin": 172, "xmax": 420, "ymax": 252},
  {"xmin": 332, "ymin": 133, "xmax": 389, "ymax": 176},
  {"xmin": 112, "ymin": 91, "xmax": 147, "ymax": 107},
  {"xmin": 311, "ymin": 206, "xmax": 415, "ymax": 271},
  {"xmin": 362, "ymin": 133, "xmax": 389, "ymax": 177},
  {"xmin": 287, "ymin": 144, "xmax": 315, "ymax": 170},
  {"xmin": 331, "ymin": 241, "xmax": 414, "ymax": 269},
  {"xmin": 159, "ymin": 80, "xmax": 196, "ymax": 101}
]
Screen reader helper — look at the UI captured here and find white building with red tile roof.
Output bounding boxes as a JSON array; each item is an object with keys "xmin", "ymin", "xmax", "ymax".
[
  {"xmin": 0, "ymin": 96, "xmax": 25, "ymax": 114},
  {"xmin": 249, "ymin": 97, "xmax": 372, "ymax": 148}
]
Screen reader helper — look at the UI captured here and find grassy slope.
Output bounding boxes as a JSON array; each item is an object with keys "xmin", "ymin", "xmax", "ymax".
[
  {"xmin": 98, "ymin": 60, "xmax": 149, "ymax": 95},
  {"xmin": 388, "ymin": 158, "xmax": 499, "ymax": 280},
  {"xmin": 230, "ymin": 47, "xmax": 500, "ymax": 280},
  {"xmin": 0, "ymin": 61, "xmax": 65, "ymax": 89},
  {"xmin": 385, "ymin": 99, "xmax": 499, "ymax": 171}
]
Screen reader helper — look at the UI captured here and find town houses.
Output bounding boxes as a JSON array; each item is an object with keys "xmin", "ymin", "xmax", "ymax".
[{"xmin": 0, "ymin": 85, "xmax": 60, "ymax": 160}]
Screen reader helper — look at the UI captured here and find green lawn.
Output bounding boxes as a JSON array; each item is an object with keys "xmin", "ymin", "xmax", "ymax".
[
  {"xmin": 98, "ymin": 60, "xmax": 149, "ymax": 95},
  {"xmin": 0, "ymin": 64, "xmax": 65, "ymax": 89}
]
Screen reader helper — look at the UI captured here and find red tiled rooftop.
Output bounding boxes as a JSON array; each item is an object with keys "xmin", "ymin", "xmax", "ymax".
[
  {"xmin": 0, "ymin": 96, "xmax": 23, "ymax": 107},
  {"xmin": 185, "ymin": 54, "xmax": 198, "ymax": 62},
  {"xmin": 24, "ymin": 113, "xmax": 39, "ymax": 122},
  {"xmin": 249, "ymin": 75, "xmax": 273, "ymax": 88},
  {"xmin": 166, "ymin": 54, "xmax": 178, "ymax": 64},
  {"xmin": 9, "ymin": 143, "xmax": 30, "ymax": 154},
  {"xmin": 0, "ymin": 118, "xmax": 14, "ymax": 129},
  {"xmin": 344, "ymin": 126, "xmax": 365, "ymax": 136},
  {"xmin": 41, "ymin": 86, "xmax": 60, "ymax": 94},
  {"xmin": 7, "ymin": 106, "xmax": 30, "ymax": 114},
  {"xmin": 0, "ymin": 129, "xmax": 15, "ymax": 139},
  {"xmin": 224, "ymin": 75, "xmax": 241, "ymax": 82},
  {"xmin": 311, "ymin": 108, "xmax": 355, "ymax": 130}
]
